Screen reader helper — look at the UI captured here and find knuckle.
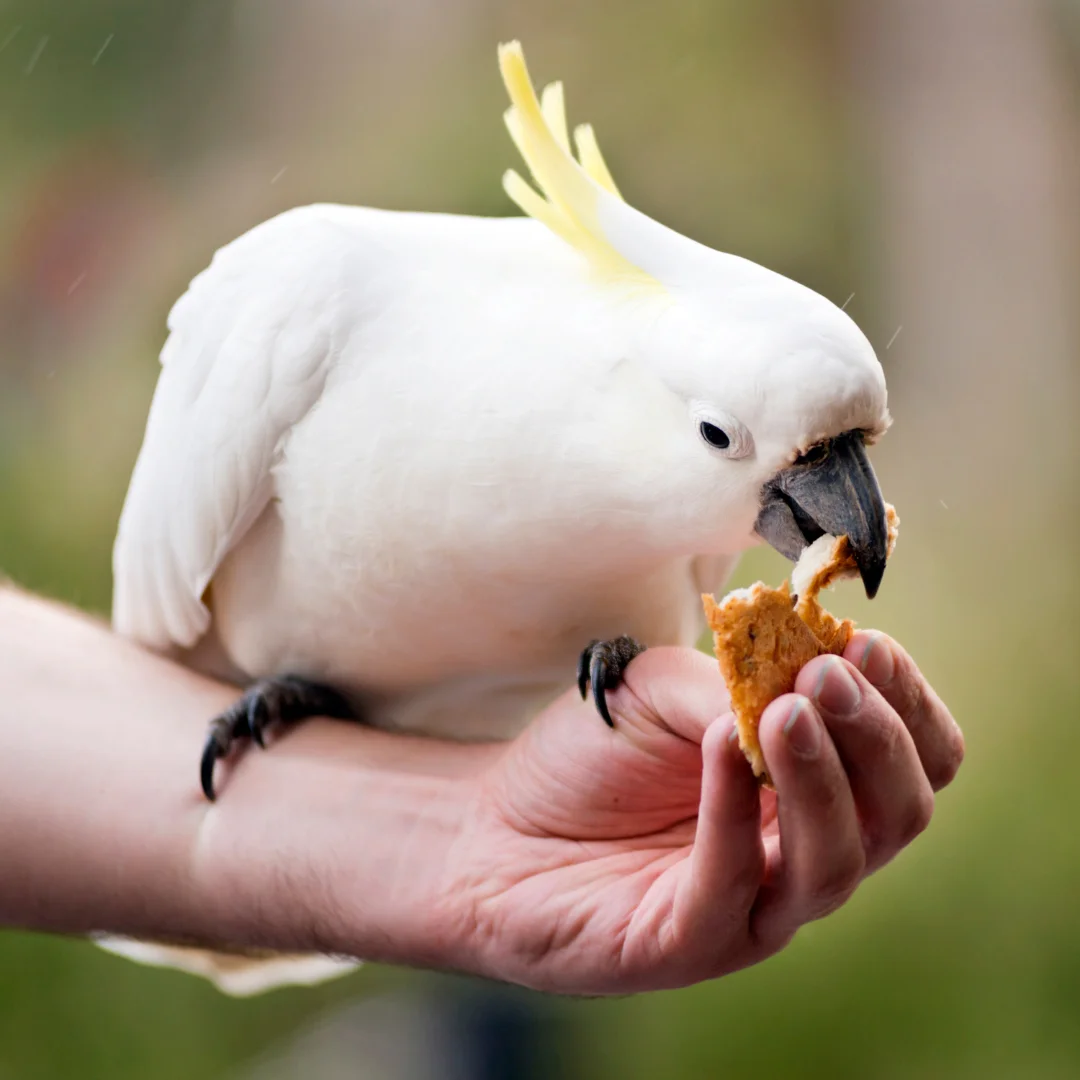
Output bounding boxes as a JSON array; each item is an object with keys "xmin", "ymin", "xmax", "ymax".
[
  {"xmin": 929, "ymin": 726, "xmax": 966, "ymax": 789},
  {"xmin": 894, "ymin": 667, "xmax": 925, "ymax": 728},
  {"xmin": 872, "ymin": 709, "xmax": 905, "ymax": 762},
  {"xmin": 807, "ymin": 766, "xmax": 848, "ymax": 817},
  {"xmin": 811, "ymin": 848, "xmax": 865, "ymax": 910},
  {"xmin": 865, "ymin": 789, "xmax": 935, "ymax": 864},
  {"xmin": 900, "ymin": 789, "xmax": 935, "ymax": 845}
]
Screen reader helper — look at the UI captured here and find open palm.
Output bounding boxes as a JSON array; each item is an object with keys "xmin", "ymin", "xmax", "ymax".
[{"xmin": 450, "ymin": 636, "xmax": 963, "ymax": 995}]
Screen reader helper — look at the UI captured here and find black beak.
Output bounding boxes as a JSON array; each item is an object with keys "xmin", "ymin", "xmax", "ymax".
[{"xmin": 754, "ymin": 431, "xmax": 889, "ymax": 598}]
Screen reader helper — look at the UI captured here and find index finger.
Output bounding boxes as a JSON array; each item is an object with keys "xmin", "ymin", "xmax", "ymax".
[{"xmin": 673, "ymin": 717, "xmax": 765, "ymax": 957}]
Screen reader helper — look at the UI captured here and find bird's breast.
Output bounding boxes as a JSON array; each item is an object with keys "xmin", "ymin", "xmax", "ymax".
[
  {"xmin": 204, "ymin": 272, "xmax": 715, "ymax": 737},
  {"xmin": 209, "ymin": 472, "xmax": 709, "ymax": 738}
]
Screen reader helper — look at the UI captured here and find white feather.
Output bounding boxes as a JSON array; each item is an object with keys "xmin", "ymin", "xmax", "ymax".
[
  {"xmin": 113, "ymin": 209, "xmax": 351, "ymax": 649},
  {"xmin": 95, "ymin": 935, "xmax": 357, "ymax": 996}
]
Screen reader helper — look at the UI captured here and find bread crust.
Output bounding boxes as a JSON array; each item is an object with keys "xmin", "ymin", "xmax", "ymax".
[{"xmin": 703, "ymin": 506, "xmax": 898, "ymax": 784}]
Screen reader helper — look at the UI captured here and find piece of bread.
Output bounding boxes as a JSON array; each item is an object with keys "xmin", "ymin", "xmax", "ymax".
[{"xmin": 703, "ymin": 506, "xmax": 899, "ymax": 785}]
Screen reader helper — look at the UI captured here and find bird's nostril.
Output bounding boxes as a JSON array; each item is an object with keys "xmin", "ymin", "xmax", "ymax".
[{"xmin": 795, "ymin": 441, "xmax": 830, "ymax": 467}]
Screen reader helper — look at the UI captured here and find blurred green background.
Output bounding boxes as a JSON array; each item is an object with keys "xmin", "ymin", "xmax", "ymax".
[{"xmin": 2, "ymin": 0, "xmax": 1078, "ymax": 1077}]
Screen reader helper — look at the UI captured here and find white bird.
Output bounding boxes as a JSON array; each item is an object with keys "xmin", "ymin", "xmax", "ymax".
[{"xmin": 101, "ymin": 42, "xmax": 891, "ymax": 994}]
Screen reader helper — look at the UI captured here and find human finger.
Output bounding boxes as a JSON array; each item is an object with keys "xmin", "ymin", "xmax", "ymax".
[
  {"xmin": 796, "ymin": 654, "xmax": 934, "ymax": 872},
  {"xmin": 613, "ymin": 645, "xmax": 731, "ymax": 745},
  {"xmin": 750, "ymin": 695, "xmax": 865, "ymax": 943},
  {"xmin": 844, "ymin": 632, "xmax": 965, "ymax": 791},
  {"xmin": 674, "ymin": 716, "xmax": 765, "ymax": 953}
]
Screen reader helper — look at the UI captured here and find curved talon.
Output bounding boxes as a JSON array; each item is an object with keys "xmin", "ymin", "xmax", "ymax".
[
  {"xmin": 577, "ymin": 636, "xmax": 646, "ymax": 728},
  {"xmin": 578, "ymin": 640, "xmax": 598, "ymax": 700},
  {"xmin": 590, "ymin": 649, "xmax": 614, "ymax": 727},
  {"xmin": 200, "ymin": 730, "xmax": 224, "ymax": 801},
  {"xmin": 197, "ymin": 676, "xmax": 359, "ymax": 801}
]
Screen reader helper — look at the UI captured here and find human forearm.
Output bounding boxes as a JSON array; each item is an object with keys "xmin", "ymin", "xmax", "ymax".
[
  {"xmin": 0, "ymin": 586, "xmax": 229, "ymax": 939},
  {"xmin": 0, "ymin": 585, "xmax": 496, "ymax": 967},
  {"xmin": 186, "ymin": 706, "xmax": 498, "ymax": 967}
]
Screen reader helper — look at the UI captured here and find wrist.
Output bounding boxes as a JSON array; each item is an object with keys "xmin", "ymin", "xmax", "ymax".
[{"xmin": 186, "ymin": 720, "xmax": 504, "ymax": 971}]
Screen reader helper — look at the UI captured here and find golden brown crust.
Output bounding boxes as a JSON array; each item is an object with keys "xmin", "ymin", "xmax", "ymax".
[
  {"xmin": 703, "ymin": 585, "xmax": 828, "ymax": 781},
  {"xmin": 794, "ymin": 595, "xmax": 855, "ymax": 658},
  {"xmin": 702, "ymin": 504, "xmax": 897, "ymax": 785}
]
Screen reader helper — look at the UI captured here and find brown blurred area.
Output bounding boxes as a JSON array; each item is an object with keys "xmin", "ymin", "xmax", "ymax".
[{"xmin": 1, "ymin": 2, "xmax": 1078, "ymax": 1078}]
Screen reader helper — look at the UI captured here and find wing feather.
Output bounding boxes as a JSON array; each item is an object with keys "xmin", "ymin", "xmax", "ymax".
[{"xmin": 113, "ymin": 211, "xmax": 348, "ymax": 650}]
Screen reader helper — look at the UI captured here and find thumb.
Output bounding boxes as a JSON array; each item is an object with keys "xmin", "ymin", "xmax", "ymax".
[{"xmin": 613, "ymin": 645, "xmax": 731, "ymax": 746}]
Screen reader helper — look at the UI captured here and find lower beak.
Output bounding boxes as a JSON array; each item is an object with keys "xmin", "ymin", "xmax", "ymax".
[{"xmin": 754, "ymin": 431, "xmax": 889, "ymax": 598}]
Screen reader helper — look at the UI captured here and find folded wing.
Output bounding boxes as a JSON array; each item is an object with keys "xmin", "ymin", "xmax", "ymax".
[{"xmin": 113, "ymin": 212, "xmax": 350, "ymax": 650}]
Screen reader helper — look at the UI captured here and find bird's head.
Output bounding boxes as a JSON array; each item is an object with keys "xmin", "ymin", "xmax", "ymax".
[
  {"xmin": 498, "ymin": 41, "xmax": 891, "ymax": 595},
  {"xmin": 638, "ymin": 273, "xmax": 891, "ymax": 596}
]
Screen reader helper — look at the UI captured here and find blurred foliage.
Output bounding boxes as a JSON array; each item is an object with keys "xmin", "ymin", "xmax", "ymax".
[
  {"xmin": 0, "ymin": 0, "xmax": 232, "ymax": 154},
  {"xmin": 1, "ymin": 0, "xmax": 1078, "ymax": 1078}
]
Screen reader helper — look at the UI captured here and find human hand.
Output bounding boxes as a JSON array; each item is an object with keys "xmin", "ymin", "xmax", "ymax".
[
  {"xmin": 445, "ymin": 633, "xmax": 964, "ymax": 995},
  {"xmin": 0, "ymin": 586, "xmax": 962, "ymax": 997}
]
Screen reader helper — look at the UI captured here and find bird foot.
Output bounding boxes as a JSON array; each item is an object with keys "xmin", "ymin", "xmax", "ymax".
[
  {"xmin": 200, "ymin": 676, "xmax": 355, "ymax": 801},
  {"xmin": 577, "ymin": 636, "xmax": 647, "ymax": 727}
]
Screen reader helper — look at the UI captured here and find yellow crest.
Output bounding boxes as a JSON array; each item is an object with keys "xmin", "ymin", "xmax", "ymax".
[{"xmin": 498, "ymin": 41, "xmax": 657, "ymax": 286}]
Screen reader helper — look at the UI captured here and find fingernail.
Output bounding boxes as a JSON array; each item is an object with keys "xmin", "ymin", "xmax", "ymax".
[
  {"xmin": 727, "ymin": 723, "xmax": 740, "ymax": 744},
  {"xmin": 858, "ymin": 633, "xmax": 896, "ymax": 687},
  {"xmin": 813, "ymin": 657, "xmax": 861, "ymax": 716},
  {"xmin": 783, "ymin": 699, "xmax": 821, "ymax": 759}
]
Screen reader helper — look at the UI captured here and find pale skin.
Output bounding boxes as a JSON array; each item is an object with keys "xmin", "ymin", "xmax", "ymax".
[{"xmin": 0, "ymin": 585, "xmax": 963, "ymax": 994}]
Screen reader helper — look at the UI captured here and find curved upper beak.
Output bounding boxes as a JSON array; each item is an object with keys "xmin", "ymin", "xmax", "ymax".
[{"xmin": 754, "ymin": 431, "xmax": 889, "ymax": 598}]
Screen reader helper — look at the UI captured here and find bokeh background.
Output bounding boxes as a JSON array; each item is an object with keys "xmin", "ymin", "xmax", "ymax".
[{"xmin": 2, "ymin": 1, "xmax": 1078, "ymax": 1077}]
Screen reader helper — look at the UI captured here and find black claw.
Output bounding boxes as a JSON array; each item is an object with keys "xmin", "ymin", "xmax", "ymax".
[
  {"xmin": 201, "ymin": 723, "xmax": 227, "ymax": 801},
  {"xmin": 198, "ymin": 676, "xmax": 358, "ymax": 801},
  {"xmin": 578, "ymin": 640, "xmax": 598, "ymax": 701},
  {"xmin": 576, "ymin": 636, "xmax": 646, "ymax": 729},
  {"xmin": 589, "ymin": 649, "xmax": 613, "ymax": 726}
]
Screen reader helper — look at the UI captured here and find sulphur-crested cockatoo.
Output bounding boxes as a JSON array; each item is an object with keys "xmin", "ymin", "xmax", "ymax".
[{"xmin": 101, "ymin": 42, "xmax": 891, "ymax": 994}]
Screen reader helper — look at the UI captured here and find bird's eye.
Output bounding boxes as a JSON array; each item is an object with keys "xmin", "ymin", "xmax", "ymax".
[
  {"xmin": 699, "ymin": 421, "xmax": 731, "ymax": 450},
  {"xmin": 691, "ymin": 405, "xmax": 752, "ymax": 458}
]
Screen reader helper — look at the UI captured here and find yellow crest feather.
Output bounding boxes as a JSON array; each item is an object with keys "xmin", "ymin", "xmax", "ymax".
[{"xmin": 498, "ymin": 41, "xmax": 650, "ymax": 283}]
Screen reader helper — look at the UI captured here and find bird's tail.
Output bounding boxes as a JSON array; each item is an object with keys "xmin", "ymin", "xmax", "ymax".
[{"xmin": 94, "ymin": 935, "xmax": 359, "ymax": 996}]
